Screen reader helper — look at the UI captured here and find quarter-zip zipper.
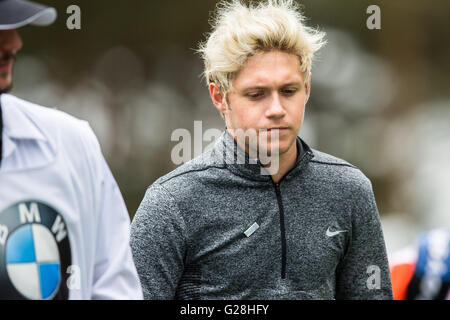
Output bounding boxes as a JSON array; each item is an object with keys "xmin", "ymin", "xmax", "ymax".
[
  {"xmin": 269, "ymin": 147, "xmax": 313, "ymax": 279},
  {"xmin": 270, "ymin": 150, "xmax": 312, "ymax": 279},
  {"xmin": 273, "ymin": 182, "xmax": 287, "ymax": 279}
]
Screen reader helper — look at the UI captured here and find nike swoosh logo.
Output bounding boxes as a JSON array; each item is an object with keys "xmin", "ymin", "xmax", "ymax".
[{"xmin": 326, "ymin": 227, "xmax": 348, "ymax": 237}]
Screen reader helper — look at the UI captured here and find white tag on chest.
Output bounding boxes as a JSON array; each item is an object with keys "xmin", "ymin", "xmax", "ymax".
[{"xmin": 244, "ymin": 222, "xmax": 259, "ymax": 237}]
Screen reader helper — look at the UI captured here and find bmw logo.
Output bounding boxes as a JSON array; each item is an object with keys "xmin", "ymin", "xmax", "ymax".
[{"xmin": 0, "ymin": 201, "xmax": 72, "ymax": 300}]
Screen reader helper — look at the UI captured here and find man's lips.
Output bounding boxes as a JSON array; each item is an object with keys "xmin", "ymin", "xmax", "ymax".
[
  {"xmin": 262, "ymin": 127, "xmax": 289, "ymax": 132},
  {"xmin": 0, "ymin": 60, "xmax": 12, "ymax": 71},
  {"xmin": 0, "ymin": 52, "xmax": 16, "ymax": 71}
]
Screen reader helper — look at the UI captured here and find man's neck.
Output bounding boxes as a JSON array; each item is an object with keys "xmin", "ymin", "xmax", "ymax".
[
  {"xmin": 226, "ymin": 128, "xmax": 299, "ymax": 183},
  {"xmin": 269, "ymin": 142, "xmax": 298, "ymax": 184}
]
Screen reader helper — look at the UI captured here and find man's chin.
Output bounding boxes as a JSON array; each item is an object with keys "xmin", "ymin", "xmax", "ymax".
[
  {"xmin": 0, "ymin": 72, "xmax": 13, "ymax": 93},
  {"xmin": 256, "ymin": 140, "xmax": 293, "ymax": 158},
  {"xmin": 0, "ymin": 83, "xmax": 13, "ymax": 94}
]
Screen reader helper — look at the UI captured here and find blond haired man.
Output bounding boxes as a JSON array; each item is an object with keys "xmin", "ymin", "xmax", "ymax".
[{"xmin": 131, "ymin": 0, "xmax": 393, "ymax": 300}]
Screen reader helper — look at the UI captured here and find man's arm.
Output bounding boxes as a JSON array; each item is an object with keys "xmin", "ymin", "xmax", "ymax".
[
  {"xmin": 80, "ymin": 123, "xmax": 143, "ymax": 299},
  {"xmin": 335, "ymin": 175, "xmax": 393, "ymax": 300},
  {"xmin": 90, "ymin": 155, "xmax": 144, "ymax": 299},
  {"xmin": 130, "ymin": 183, "xmax": 187, "ymax": 300}
]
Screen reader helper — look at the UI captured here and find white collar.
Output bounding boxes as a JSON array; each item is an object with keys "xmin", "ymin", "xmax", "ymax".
[
  {"xmin": 0, "ymin": 94, "xmax": 56, "ymax": 167},
  {"xmin": 1, "ymin": 93, "xmax": 48, "ymax": 142}
]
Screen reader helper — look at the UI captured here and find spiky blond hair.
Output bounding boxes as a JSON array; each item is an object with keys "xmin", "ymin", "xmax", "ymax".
[{"xmin": 197, "ymin": 0, "xmax": 326, "ymax": 94}]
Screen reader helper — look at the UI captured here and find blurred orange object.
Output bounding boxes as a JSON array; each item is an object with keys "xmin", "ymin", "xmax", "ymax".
[{"xmin": 390, "ymin": 262, "xmax": 416, "ymax": 300}]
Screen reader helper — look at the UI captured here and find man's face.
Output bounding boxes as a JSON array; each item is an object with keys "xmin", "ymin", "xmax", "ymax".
[
  {"xmin": 211, "ymin": 50, "xmax": 310, "ymax": 157},
  {"xmin": 0, "ymin": 29, "xmax": 23, "ymax": 93}
]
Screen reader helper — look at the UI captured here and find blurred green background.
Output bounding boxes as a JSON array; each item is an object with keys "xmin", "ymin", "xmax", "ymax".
[{"xmin": 11, "ymin": 0, "xmax": 450, "ymax": 255}]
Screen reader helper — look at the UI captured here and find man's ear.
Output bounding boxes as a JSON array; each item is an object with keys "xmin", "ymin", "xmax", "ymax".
[{"xmin": 209, "ymin": 83, "xmax": 227, "ymax": 114}]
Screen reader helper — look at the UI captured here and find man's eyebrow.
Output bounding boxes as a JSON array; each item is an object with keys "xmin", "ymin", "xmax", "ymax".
[
  {"xmin": 240, "ymin": 82, "xmax": 304, "ymax": 92},
  {"xmin": 241, "ymin": 86, "xmax": 267, "ymax": 92},
  {"xmin": 280, "ymin": 82, "xmax": 304, "ymax": 88}
]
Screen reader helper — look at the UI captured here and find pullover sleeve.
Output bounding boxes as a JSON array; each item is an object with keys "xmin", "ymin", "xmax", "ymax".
[
  {"xmin": 335, "ymin": 175, "xmax": 393, "ymax": 300},
  {"xmin": 130, "ymin": 183, "xmax": 187, "ymax": 299}
]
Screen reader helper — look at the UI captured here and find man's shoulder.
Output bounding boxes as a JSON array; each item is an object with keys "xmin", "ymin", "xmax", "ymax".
[
  {"xmin": 149, "ymin": 149, "xmax": 225, "ymax": 197},
  {"xmin": 308, "ymin": 148, "xmax": 372, "ymax": 190},
  {"xmin": 160, "ymin": 148, "xmax": 223, "ymax": 181},
  {"xmin": 5, "ymin": 94, "xmax": 88, "ymax": 133},
  {"xmin": 309, "ymin": 148, "xmax": 357, "ymax": 169},
  {"xmin": 4, "ymin": 94, "xmax": 99, "ymax": 151}
]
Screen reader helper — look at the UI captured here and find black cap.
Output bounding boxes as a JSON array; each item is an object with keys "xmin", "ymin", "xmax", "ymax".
[{"xmin": 0, "ymin": 0, "xmax": 56, "ymax": 30}]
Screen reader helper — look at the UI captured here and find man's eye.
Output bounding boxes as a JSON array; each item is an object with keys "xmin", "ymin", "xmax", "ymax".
[
  {"xmin": 247, "ymin": 92, "xmax": 264, "ymax": 99},
  {"xmin": 282, "ymin": 88, "xmax": 297, "ymax": 95}
]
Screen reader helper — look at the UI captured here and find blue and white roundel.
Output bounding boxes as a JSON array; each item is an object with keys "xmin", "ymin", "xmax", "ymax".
[
  {"xmin": 0, "ymin": 201, "xmax": 72, "ymax": 300},
  {"xmin": 6, "ymin": 224, "xmax": 61, "ymax": 300}
]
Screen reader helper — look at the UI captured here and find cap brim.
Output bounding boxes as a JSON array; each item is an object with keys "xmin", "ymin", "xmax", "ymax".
[{"xmin": 0, "ymin": 0, "xmax": 57, "ymax": 30}]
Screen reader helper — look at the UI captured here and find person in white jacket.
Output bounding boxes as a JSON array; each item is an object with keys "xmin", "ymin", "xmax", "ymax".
[{"xmin": 0, "ymin": 0, "xmax": 143, "ymax": 300}]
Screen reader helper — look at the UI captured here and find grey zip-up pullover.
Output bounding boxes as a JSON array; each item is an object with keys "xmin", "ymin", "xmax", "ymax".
[{"xmin": 130, "ymin": 130, "xmax": 393, "ymax": 300}]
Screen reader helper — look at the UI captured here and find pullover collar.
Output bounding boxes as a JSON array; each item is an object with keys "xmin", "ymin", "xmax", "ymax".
[{"xmin": 214, "ymin": 129, "xmax": 314, "ymax": 182}]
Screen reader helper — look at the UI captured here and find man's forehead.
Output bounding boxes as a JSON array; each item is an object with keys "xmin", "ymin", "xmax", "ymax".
[
  {"xmin": 233, "ymin": 70, "xmax": 305, "ymax": 91},
  {"xmin": 232, "ymin": 50, "xmax": 305, "ymax": 89}
]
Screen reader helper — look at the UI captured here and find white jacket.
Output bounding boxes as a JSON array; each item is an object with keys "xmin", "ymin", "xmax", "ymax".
[{"xmin": 0, "ymin": 94, "xmax": 143, "ymax": 300}]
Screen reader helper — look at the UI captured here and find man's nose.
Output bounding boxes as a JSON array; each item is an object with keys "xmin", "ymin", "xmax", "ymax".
[
  {"xmin": 0, "ymin": 29, "xmax": 23, "ymax": 52},
  {"xmin": 265, "ymin": 92, "xmax": 286, "ymax": 119}
]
